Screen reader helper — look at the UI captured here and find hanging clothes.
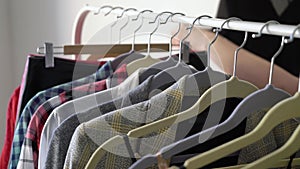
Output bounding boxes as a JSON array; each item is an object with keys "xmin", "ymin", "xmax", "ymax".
[
  {"xmin": 18, "ymin": 55, "xmax": 106, "ymax": 116},
  {"xmin": 44, "ymin": 74, "xmax": 154, "ymax": 169},
  {"xmin": 0, "ymin": 86, "xmax": 20, "ymax": 169},
  {"xmin": 42, "ymin": 51, "xmax": 207, "ymax": 169},
  {"xmin": 63, "ymin": 77, "xmax": 187, "ymax": 169},
  {"xmin": 39, "ymin": 67, "xmax": 144, "ymax": 169},
  {"xmin": 4, "ymin": 4, "xmax": 300, "ymax": 169},
  {"xmin": 16, "ymin": 64, "xmax": 128, "ymax": 169},
  {"xmin": 9, "ymin": 60, "xmax": 113, "ymax": 169}
]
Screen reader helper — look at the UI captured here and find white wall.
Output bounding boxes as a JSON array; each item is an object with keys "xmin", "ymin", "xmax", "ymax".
[
  {"xmin": 0, "ymin": 0, "xmax": 13, "ymax": 149},
  {"xmin": 0, "ymin": 0, "xmax": 220, "ymax": 151}
]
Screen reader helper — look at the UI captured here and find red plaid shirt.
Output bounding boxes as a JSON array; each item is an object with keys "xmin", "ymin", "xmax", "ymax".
[{"xmin": 16, "ymin": 64, "xmax": 128, "ymax": 169}]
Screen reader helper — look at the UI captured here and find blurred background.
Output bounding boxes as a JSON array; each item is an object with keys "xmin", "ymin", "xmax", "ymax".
[{"xmin": 0, "ymin": 0, "xmax": 220, "ymax": 149}]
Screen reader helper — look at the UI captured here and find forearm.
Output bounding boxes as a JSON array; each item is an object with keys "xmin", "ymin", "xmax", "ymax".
[{"xmin": 202, "ymin": 30, "xmax": 298, "ymax": 95}]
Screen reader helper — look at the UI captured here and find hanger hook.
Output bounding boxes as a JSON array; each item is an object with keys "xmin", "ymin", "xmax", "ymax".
[
  {"xmin": 104, "ymin": 6, "xmax": 124, "ymax": 16},
  {"xmin": 181, "ymin": 15, "xmax": 213, "ymax": 63},
  {"xmin": 219, "ymin": 17, "xmax": 241, "ymax": 31},
  {"xmin": 284, "ymin": 24, "xmax": 300, "ymax": 43},
  {"xmin": 160, "ymin": 12, "xmax": 185, "ymax": 24},
  {"xmin": 283, "ymin": 24, "xmax": 300, "ymax": 92},
  {"xmin": 131, "ymin": 10, "xmax": 153, "ymax": 51},
  {"xmin": 252, "ymin": 20, "xmax": 280, "ymax": 38},
  {"xmin": 147, "ymin": 12, "xmax": 173, "ymax": 56},
  {"xmin": 218, "ymin": 17, "xmax": 247, "ymax": 77},
  {"xmin": 93, "ymin": 5, "xmax": 113, "ymax": 15},
  {"xmin": 182, "ymin": 15, "xmax": 212, "ymax": 45},
  {"xmin": 269, "ymin": 36, "xmax": 285, "ymax": 85},
  {"xmin": 149, "ymin": 11, "xmax": 173, "ymax": 24},
  {"xmin": 133, "ymin": 10, "xmax": 154, "ymax": 33},
  {"xmin": 148, "ymin": 11, "xmax": 173, "ymax": 37},
  {"xmin": 207, "ymin": 17, "xmax": 241, "ymax": 68},
  {"xmin": 132, "ymin": 9, "xmax": 153, "ymax": 21},
  {"xmin": 117, "ymin": 8, "xmax": 138, "ymax": 44},
  {"xmin": 178, "ymin": 15, "xmax": 212, "ymax": 64},
  {"xmin": 161, "ymin": 12, "xmax": 186, "ymax": 58},
  {"xmin": 251, "ymin": 20, "xmax": 284, "ymax": 85},
  {"xmin": 149, "ymin": 12, "xmax": 173, "ymax": 36},
  {"xmin": 105, "ymin": 7, "xmax": 124, "ymax": 43},
  {"xmin": 117, "ymin": 8, "xmax": 138, "ymax": 18},
  {"xmin": 233, "ymin": 30, "xmax": 248, "ymax": 77}
]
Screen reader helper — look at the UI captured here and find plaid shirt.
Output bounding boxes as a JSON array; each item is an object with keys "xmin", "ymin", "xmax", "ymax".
[
  {"xmin": 63, "ymin": 77, "xmax": 190, "ymax": 169},
  {"xmin": 16, "ymin": 64, "xmax": 128, "ymax": 169},
  {"xmin": 87, "ymin": 103, "xmax": 300, "ymax": 169},
  {"xmin": 9, "ymin": 61, "xmax": 113, "ymax": 169},
  {"xmin": 82, "ymin": 79, "xmax": 211, "ymax": 169},
  {"xmin": 238, "ymin": 108, "xmax": 299, "ymax": 164}
]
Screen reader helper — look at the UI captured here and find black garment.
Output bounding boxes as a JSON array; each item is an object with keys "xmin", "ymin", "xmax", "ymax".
[
  {"xmin": 188, "ymin": 50, "xmax": 207, "ymax": 71},
  {"xmin": 217, "ymin": 0, "xmax": 300, "ymax": 76},
  {"xmin": 170, "ymin": 98, "xmax": 247, "ymax": 168},
  {"xmin": 20, "ymin": 56, "xmax": 103, "ymax": 113}
]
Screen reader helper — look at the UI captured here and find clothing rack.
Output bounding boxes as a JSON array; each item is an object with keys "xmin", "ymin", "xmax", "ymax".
[
  {"xmin": 38, "ymin": 4, "xmax": 300, "ymax": 62},
  {"xmin": 10, "ymin": 4, "xmax": 300, "ymax": 169},
  {"xmin": 72, "ymin": 4, "xmax": 300, "ymax": 46},
  {"xmin": 39, "ymin": 4, "xmax": 300, "ymax": 55}
]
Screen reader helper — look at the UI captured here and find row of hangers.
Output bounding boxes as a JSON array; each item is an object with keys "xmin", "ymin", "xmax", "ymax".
[
  {"xmin": 81, "ymin": 13, "xmax": 300, "ymax": 168},
  {"xmin": 123, "ymin": 17, "xmax": 300, "ymax": 168},
  {"xmin": 36, "ymin": 6, "xmax": 182, "ymax": 67},
  {"xmin": 39, "ymin": 5, "xmax": 300, "ymax": 168}
]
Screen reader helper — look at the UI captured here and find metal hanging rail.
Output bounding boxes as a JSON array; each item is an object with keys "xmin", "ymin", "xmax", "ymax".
[{"xmin": 73, "ymin": 4, "xmax": 300, "ymax": 43}]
